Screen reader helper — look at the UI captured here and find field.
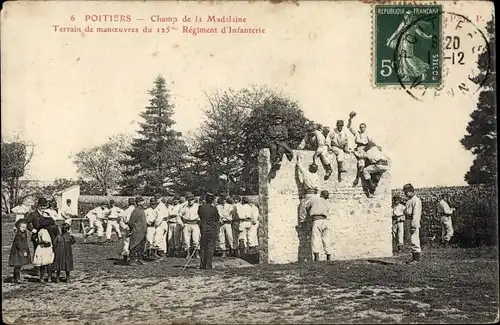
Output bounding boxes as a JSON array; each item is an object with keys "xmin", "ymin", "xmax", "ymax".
[{"xmin": 2, "ymin": 221, "xmax": 499, "ymax": 325}]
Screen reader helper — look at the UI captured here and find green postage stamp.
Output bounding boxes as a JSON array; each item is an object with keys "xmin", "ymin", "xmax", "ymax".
[{"xmin": 373, "ymin": 4, "xmax": 443, "ymax": 87}]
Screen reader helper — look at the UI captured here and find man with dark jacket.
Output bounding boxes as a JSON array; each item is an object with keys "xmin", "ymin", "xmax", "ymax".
[
  {"xmin": 24, "ymin": 197, "xmax": 49, "ymax": 251},
  {"xmin": 268, "ymin": 114, "xmax": 294, "ymax": 166},
  {"xmin": 127, "ymin": 197, "xmax": 148, "ymax": 266},
  {"xmin": 198, "ymin": 192, "xmax": 220, "ymax": 269}
]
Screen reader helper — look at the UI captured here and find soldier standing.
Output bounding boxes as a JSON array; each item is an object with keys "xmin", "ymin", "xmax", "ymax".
[
  {"xmin": 392, "ymin": 196, "xmax": 406, "ymax": 253},
  {"xmin": 296, "ymin": 155, "xmax": 320, "ymax": 221},
  {"xmin": 347, "ymin": 112, "xmax": 377, "ymax": 186},
  {"xmin": 437, "ymin": 194, "xmax": 455, "ymax": 247},
  {"xmin": 166, "ymin": 196, "xmax": 183, "ymax": 257},
  {"xmin": 104, "ymin": 200, "xmax": 123, "ymax": 243},
  {"xmin": 119, "ymin": 198, "xmax": 136, "ymax": 264},
  {"xmin": 217, "ymin": 196, "xmax": 234, "ymax": 257},
  {"xmin": 298, "ymin": 124, "xmax": 334, "ymax": 180},
  {"xmin": 153, "ymin": 194, "xmax": 169, "ymax": 257},
  {"xmin": 301, "ymin": 190, "xmax": 332, "ymax": 261},
  {"xmin": 198, "ymin": 193, "xmax": 220, "ymax": 269},
  {"xmin": 144, "ymin": 198, "xmax": 161, "ymax": 260},
  {"xmin": 180, "ymin": 192, "xmax": 200, "ymax": 259},
  {"xmin": 328, "ymin": 120, "xmax": 351, "ymax": 182},
  {"xmin": 268, "ymin": 114, "xmax": 294, "ymax": 167},
  {"xmin": 403, "ymin": 184, "xmax": 422, "ymax": 264}
]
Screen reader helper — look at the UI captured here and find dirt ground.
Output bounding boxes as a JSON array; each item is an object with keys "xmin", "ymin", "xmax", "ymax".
[{"xmin": 2, "ymin": 221, "xmax": 499, "ymax": 324}]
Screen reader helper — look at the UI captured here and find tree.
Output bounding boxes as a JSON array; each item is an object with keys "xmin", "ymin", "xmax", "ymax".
[
  {"xmin": 120, "ymin": 75, "xmax": 189, "ymax": 196},
  {"xmin": 1, "ymin": 137, "xmax": 35, "ymax": 213},
  {"xmin": 187, "ymin": 85, "xmax": 319, "ymax": 195},
  {"xmin": 73, "ymin": 133, "xmax": 131, "ymax": 195},
  {"xmin": 189, "ymin": 89, "xmax": 250, "ymax": 195},
  {"xmin": 460, "ymin": 18, "xmax": 497, "ymax": 184}
]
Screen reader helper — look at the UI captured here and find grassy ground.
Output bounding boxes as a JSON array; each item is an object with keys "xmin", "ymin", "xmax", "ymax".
[{"xmin": 2, "ymin": 221, "xmax": 499, "ymax": 324}]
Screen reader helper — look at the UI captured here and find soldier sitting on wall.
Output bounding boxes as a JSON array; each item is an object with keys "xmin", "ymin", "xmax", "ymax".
[{"xmin": 268, "ymin": 114, "xmax": 294, "ymax": 168}]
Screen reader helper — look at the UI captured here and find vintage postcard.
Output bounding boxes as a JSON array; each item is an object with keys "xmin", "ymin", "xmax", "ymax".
[{"xmin": 1, "ymin": 0, "xmax": 497, "ymax": 324}]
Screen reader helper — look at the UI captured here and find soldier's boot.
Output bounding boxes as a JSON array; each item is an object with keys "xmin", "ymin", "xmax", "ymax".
[
  {"xmin": 185, "ymin": 249, "xmax": 191, "ymax": 259},
  {"xmin": 239, "ymin": 239, "xmax": 246, "ymax": 257},
  {"xmin": 221, "ymin": 250, "xmax": 227, "ymax": 258},
  {"xmin": 157, "ymin": 249, "xmax": 165, "ymax": 258},
  {"xmin": 443, "ymin": 240, "xmax": 450, "ymax": 248},
  {"xmin": 326, "ymin": 254, "xmax": 332, "ymax": 261},
  {"xmin": 193, "ymin": 249, "xmax": 200, "ymax": 259},
  {"xmin": 353, "ymin": 173, "xmax": 360, "ymax": 187},
  {"xmin": 338, "ymin": 161, "xmax": 347, "ymax": 173},
  {"xmin": 313, "ymin": 253, "xmax": 320, "ymax": 261},
  {"xmin": 397, "ymin": 245, "xmax": 403, "ymax": 253},
  {"xmin": 365, "ymin": 179, "xmax": 376, "ymax": 197},
  {"xmin": 324, "ymin": 164, "xmax": 333, "ymax": 180},
  {"xmin": 123, "ymin": 255, "xmax": 130, "ymax": 265},
  {"xmin": 407, "ymin": 253, "xmax": 420, "ymax": 264}
]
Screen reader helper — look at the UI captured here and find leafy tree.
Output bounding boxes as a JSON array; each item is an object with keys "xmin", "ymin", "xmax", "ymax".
[
  {"xmin": 460, "ymin": 18, "xmax": 497, "ymax": 184},
  {"xmin": 188, "ymin": 85, "xmax": 319, "ymax": 195},
  {"xmin": 1, "ymin": 137, "xmax": 35, "ymax": 213},
  {"xmin": 120, "ymin": 75, "xmax": 188, "ymax": 196},
  {"xmin": 73, "ymin": 133, "xmax": 131, "ymax": 195}
]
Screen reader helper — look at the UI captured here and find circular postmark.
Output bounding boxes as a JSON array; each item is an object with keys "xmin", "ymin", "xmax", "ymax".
[{"xmin": 393, "ymin": 10, "xmax": 491, "ymax": 101}]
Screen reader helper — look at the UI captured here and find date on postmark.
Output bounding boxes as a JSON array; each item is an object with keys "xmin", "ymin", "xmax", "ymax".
[{"xmin": 373, "ymin": 4, "xmax": 442, "ymax": 87}]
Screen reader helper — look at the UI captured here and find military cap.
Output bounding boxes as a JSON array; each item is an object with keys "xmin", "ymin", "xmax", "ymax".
[
  {"xmin": 274, "ymin": 114, "xmax": 283, "ymax": 119},
  {"xmin": 150, "ymin": 198, "xmax": 158, "ymax": 204},
  {"xmin": 128, "ymin": 198, "xmax": 136, "ymax": 204},
  {"xmin": 242, "ymin": 197, "xmax": 250, "ymax": 204},
  {"xmin": 154, "ymin": 193, "xmax": 162, "ymax": 199},
  {"xmin": 336, "ymin": 120, "xmax": 344, "ymax": 126},
  {"xmin": 186, "ymin": 192, "xmax": 195, "ymax": 200},
  {"xmin": 306, "ymin": 124, "xmax": 315, "ymax": 132},
  {"xmin": 135, "ymin": 197, "xmax": 144, "ymax": 204},
  {"xmin": 109, "ymin": 199, "xmax": 115, "ymax": 205}
]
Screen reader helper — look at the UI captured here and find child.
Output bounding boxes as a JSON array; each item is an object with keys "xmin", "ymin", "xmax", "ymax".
[
  {"xmin": 53, "ymin": 223, "xmax": 76, "ymax": 283},
  {"xmin": 32, "ymin": 228, "xmax": 55, "ymax": 282},
  {"xmin": 9, "ymin": 219, "xmax": 31, "ymax": 284}
]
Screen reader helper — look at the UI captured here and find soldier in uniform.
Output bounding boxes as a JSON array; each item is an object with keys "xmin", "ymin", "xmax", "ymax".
[
  {"xmin": 357, "ymin": 141, "xmax": 389, "ymax": 198},
  {"xmin": 328, "ymin": 120, "xmax": 351, "ymax": 182},
  {"xmin": 347, "ymin": 111, "xmax": 377, "ymax": 187},
  {"xmin": 268, "ymin": 114, "xmax": 294, "ymax": 167},
  {"xmin": 403, "ymin": 184, "xmax": 422, "ymax": 264},
  {"xmin": 198, "ymin": 193, "xmax": 221, "ymax": 269},
  {"xmin": 166, "ymin": 196, "xmax": 183, "ymax": 257},
  {"xmin": 301, "ymin": 190, "xmax": 332, "ymax": 261},
  {"xmin": 437, "ymin": 194, "xmax": 455, "ymax": 247},
  {"xmin": 298, "ymin": 124, "xmax": 334, "ymax": 180},
  {"xmin": 180, "ymin": 192, "xmax": 201, "ymax": 259},
  {"xmin": 119, "ymin": 198, "xmax": 136, "ymax": 264},
  {"xmin": 296, "ymin": 155, "xmax": 319, "ymax": 221},
  {"xmin": 217, "ymin": 196, "xmax": 235, "ymax": 257}
]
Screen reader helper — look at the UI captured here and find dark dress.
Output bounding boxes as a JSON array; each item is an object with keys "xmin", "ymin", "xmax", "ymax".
[
  {"xmin": 198, "ymin": 204, "xmax": 220, "ymax": 269},
  {"xmin": 9, "ymin": 231, "xmax": 31, "ymax": 267},
  {"xmin": 127, "ymin": 207, "xmax": 147, "ymax": 253},
  {"xmin": 53, "ymin": 233, "xmax": 76, "ymax": 271}
]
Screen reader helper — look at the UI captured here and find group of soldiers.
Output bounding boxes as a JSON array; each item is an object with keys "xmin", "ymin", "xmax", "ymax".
[
  {"xmin": 83, "ymin": 192, "xmax": 260, "ymax": 265},
  {"xmin": 269, "ymin": 111, "xmax": 389, "ymax": 197}
]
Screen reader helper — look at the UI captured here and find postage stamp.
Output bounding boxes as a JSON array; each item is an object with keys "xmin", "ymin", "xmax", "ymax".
[{"xmin": 373, "ymin": 4, "xmax": 443, "ymax": 87}]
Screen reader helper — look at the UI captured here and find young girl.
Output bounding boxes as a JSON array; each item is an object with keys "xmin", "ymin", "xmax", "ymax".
[
  {"xmin": 53, "ymin": 223, "xmax": 76, "ymax": 283},
  {"xmin": 9, "ymin": 219, "xmax": 31, "ymax": 284},
  {"xmin": 32, "ymin": 227, "xmax": 55, "ymax": 282}
]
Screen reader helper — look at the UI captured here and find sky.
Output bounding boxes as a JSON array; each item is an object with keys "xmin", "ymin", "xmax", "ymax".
[{"xmin": 1, "ymin": 1, "xmax": 494, "ymax": 189}]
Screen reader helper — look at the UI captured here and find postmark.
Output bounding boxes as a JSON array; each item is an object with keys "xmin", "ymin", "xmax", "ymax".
[
  {"xmin": 395, "ymin": 11, "xmax": 492, "ymax": 101},
  {"xmin": 373, "ymin": 4, "xmax": 443, "ymax": 87}
]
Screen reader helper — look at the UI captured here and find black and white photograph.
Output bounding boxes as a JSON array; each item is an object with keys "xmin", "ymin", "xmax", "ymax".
[{"xmin": 1, "ymin": 1, "xmax": 498, "ymax": 324}]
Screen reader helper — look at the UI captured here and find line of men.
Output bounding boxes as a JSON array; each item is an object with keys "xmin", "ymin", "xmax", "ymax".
[
  {"xmin": 84, "ymin": 192, "xmax": 260, "ymax": 263},
  {"xmin": 269, "ymin": 111, "xmax": 389, "ymax": 197}
]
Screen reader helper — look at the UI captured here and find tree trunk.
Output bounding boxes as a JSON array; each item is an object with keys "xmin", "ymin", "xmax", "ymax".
[{"xmin": 2, "ymin": 192, "xmax": 11, "ymax": 214}]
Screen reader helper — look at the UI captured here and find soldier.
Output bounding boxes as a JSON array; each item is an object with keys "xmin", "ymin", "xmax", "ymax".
[
  {"xmin": 153, "ymin": 194, "xmax": 169, "ymax": 257},
  {"xmin": 198, "ymin": 192, "xmax": 220, "ymax": 269},
  {"xmin": 166, "ymin": 196, "xmax": 183, "ymax": 257},
  {"xmin": 328, "ymin": 120, "xmax": 351, "ymax": 182},
  {"xmin": 127, "ymin": 197, "xmax": 147, "ymax": 266},
  {"xmin": 180, "ymin": 192, "xmax": 200, "ymax": 259},
  {"xmin": 392, "ymin": 196, "xmax": 406, "ymax": 253},
  {"xmin": 437, "ymin": 194, "xmax": 455, "ymax": 247},
  {"xmin": 296, "ymin": 155, "xmax": 319, "ymax": 221},
  {"xmin": 236, "ymin": 197, "xmax": 259, "ymax": 256},
  {"xmin": 119, "ymin": 198, "xmax": 136, "ymax": 264},
  {"xmin": 104, "ymin": 200, "xmax": 123, "ymax": 243},
  {"xmin": 347, "ymin": 112, "xmax": 377, "ymax": 186},
  {"xmin": 248, "ymin": 199, "xmax": 260, "ymax": 253},
  {"xmin": 84, "ymin": 204, "xmax": 108, "ymax": 241},
  {"xmin": 217, "ymin": 196, "xmax": 234, "ymax": 257},
  {"xmin": 321, "ymin": 126, "xmax": 330, "ymax": 140},
  {"xmin": 268, "ymin": 114, "xmax": 294, "ymax": 167},
  {"xmin": 301, "ymin": 190, "xmax": 332, "ymax": 261},
  {"xmin": 231, "ymin": 196, "xmax": 242, "ymax": 256},
  {"xmin": 403, "ymin": 183, "xmax": 422, "ymax": 264},
  {"xmin": 298, "ymin": 124, "xmax": 334, "ymax": 180},
  {"xmin": 357, "ymin": 142, "xmax": 389, "ymax": 198},
  {"xmin": 60, "ymin": 199, "xmax": 77, "ymax": 226},
  {"xmin": 144, "ymin": 198, "xmax": 161, "ymax": 260}
]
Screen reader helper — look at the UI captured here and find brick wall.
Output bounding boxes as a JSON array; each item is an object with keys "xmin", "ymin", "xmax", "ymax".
[{"xmin": 259, "ymin": 149, "xmax": 393, "ymax": 264}]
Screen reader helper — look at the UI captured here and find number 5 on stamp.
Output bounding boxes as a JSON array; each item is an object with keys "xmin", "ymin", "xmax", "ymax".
[{"xmin": 373, "ymin": 4, "xmax": 443, "ymax": 87}]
